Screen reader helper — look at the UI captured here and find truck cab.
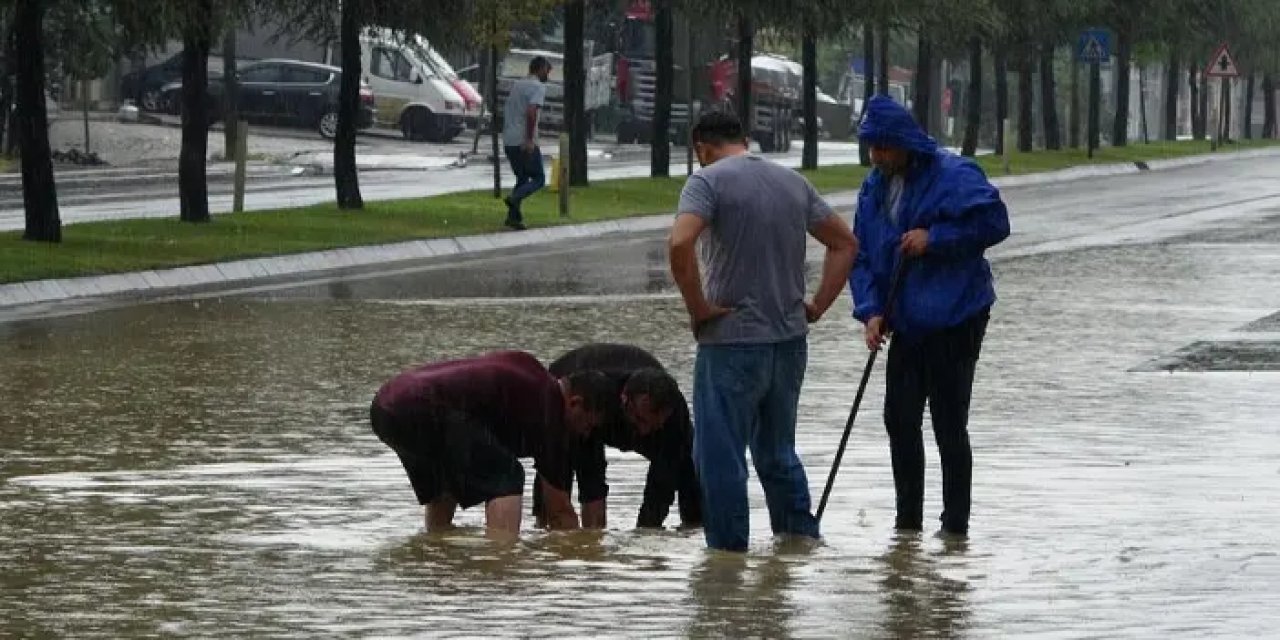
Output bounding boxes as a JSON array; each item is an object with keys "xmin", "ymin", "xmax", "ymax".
[{"xmin": 359, "ymin": 31, "xmax": 476, "ymax": 143}]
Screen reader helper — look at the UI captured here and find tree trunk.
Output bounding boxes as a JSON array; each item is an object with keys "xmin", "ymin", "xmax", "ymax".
[
  {"xmin": 961, "ymin": 37, "xmax": 982, "ymax": 157},
  {"xmin": 1088, "ymin": 61, "xmax": 1101, "ymax": 154},
  {"xmin": 1199, "ymin": 71, "xmax": 1209, "ymax": 141},
  {"xmin": 994, "ymin": 42, "xmax": 1008, "ymax": 155},
  {"xmin": 81, "ymin": 78, "xmax": 91, "ymax": 153},
  {"xmin": 488, "ymin": 44, "xmax": 501, "ymax": 197},
  {"xmin": 1138, "ymin": 65, "xmax": 1149, "ymax": 143},
  {"xmin": 1243, "ymin": 72, "xmax": 1255, "ymax": 140},
  {"xmin": 1163, "ymin": 52, "xmax": 1178, "ymax": 140},
  {"xmin": 566, "ymin": 0, "xmax": 589, "ymax": 185},
  {"xmin": 859, "ymin": 23, "xmax": 873, "ymax": 166},
  {"xmin": 1222, "ymin": 78, "xmax": 1232, "ymax": 142},
  {"xmin": 877, "ymin": 22, "xmax": 889, "ymax": 96},
  {"xmin": 650, "ymin": 0, "xmax": 672, "ymax": 177},
  {"xmin": 735, "ymin": 13, "xmax": 753, "ymax": 133},
  {"xmin": 179, "ymin": 12, "xmax": 212, "ymax": 223},
  {"xmin": 333, "ymin": 0, "xmax": 362, "ymax": 210},
  {"xmin": 801, "ymin": 29, "xmax": 818, "ymax": 169},
  {"xmin": 1112, "ymin": 29, "xmax": 1131, "ymax": 146},
  {"xmin": 1040, "ymin": 43, "xmax": 1061, "ymax": 150},
  {"xmin": 1016, "ymin": 46, "xmax": 1033, "ymax": 152},
  {"xmin": 1190, "ymin": 67, "xmax": 1203, "ymax": 139},
  {"xmin": 1069, "ymin": 59, "xmax": 1081, "ymax": 148},
  {"xmin": 222, "ymin": 29, "xmax": 239, "ymax": 159},
  {"xmin": 912, "ymin": 29, "xmax": 932, "ymax": 132},
  {"xmin": 15, "ymin": 0, "xmax": 60, "ymax": 242},
  {"xmin": 1264, "ymin": 73, "xmax": 1276, "ymax": 139}
]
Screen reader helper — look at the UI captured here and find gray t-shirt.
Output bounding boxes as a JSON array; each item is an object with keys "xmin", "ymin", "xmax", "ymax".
[
  {"xmin": 676, "ymin": 154, "xmax": 835, "ymax": 345},
  {"xmin": 503, "ymin": 77, "xmax": 547, "ymax": 147}
]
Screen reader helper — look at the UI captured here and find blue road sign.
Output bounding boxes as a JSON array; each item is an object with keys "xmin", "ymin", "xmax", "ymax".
[{"xmin": 1077, "ymin": 29, "xmax": 1111, "ymax": 63}]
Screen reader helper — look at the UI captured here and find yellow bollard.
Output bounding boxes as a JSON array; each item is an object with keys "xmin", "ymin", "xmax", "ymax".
[{"xmin": 549, "ymin": 154, "xmax": 562, "ymax": 192}]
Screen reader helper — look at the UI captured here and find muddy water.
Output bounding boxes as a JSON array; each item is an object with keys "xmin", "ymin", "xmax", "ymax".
[{"xmin": 2, "ymin": 226, "xmax": 1279, "ymax": 638}]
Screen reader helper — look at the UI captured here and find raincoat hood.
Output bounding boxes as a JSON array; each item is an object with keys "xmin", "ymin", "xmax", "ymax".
[{"xmin": 858, "ymin": 95, "xmax": 938, "ymax": 155}]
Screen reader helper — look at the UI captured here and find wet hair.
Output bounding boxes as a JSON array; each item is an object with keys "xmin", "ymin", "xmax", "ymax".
[
  {"xmin": 623, "ymin": 368, "xmax": 682, "ymax": 414},
  {"xmin": 691, "ymin": 110, "xmax": 746, "ymax": 146},
  {"xmin": 564, "ymin": 370, "xmax": 615, "ymax": 414},
  {"xmin": 530, "ymin": 56, "xmax": 551, "ymax": 74}
]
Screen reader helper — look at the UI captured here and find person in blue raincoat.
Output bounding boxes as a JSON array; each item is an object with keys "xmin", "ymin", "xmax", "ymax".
[{"xmin": 849, "ymin": 95, "xmax": 1010, "ymax": 538}]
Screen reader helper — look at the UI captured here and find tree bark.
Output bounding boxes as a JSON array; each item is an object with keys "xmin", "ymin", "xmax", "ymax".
[
  {"xmin": 1190, "ymin": 67, "xmax": 1203, "ymax": 140},
  {"xmin": 488, "ymin": 43, "xmax": 501, "ymax": 197},
  {"xmin": 1222, "ymin": 78, "xmax": 1232, "ymax": 142},
  {"xmin": 961, "ymin": 36, "xmax": 981, "ymax": 157},
  {"xmin": 877, "ymin": 22, "xmax": 889, "ymax": 96},
  {"xmin": 912, "ymin": 29, "xmax": 932, "ymax": 132},
  {"xmin": 1112, "ymin": 29, "xmax": 1131, "ymax": 146},
  {"xmin": 1016, "ymin": 45, "xmax": 1033, "ymax": 152},
  {"xmin": 1069, "ymin": 59, "xmax": 1081, "ymax": 148},
  {"xmin": 994, "ymin": 42, "xmax": 1008, "ymax": 155},
  {"xmin": 15, "ymin": 0, "xmax": 60, "ymax": 242},
  {"xmin": 801, "ymin": 29, "xmax": 818, "ymax": 170},
  {"xmin": 859, "ymin": 24, "xmax": 873, "ymax": 165},
  {"xmin": 735, "ymin": 13, "xmax": 753, "ymax": 133},
  {"xmin": 1198, "ymin": 71, "xmax": 1209, "ymax": 141},
  {"xmin": 1088, "ymin": 61, "xmax": 1101, "ymax": 155},
  {"xmin": 1243, "ymin": 72, "xmax": 1255, "ymax": 140},
  {"xmin": 1163, "ymin": 52, "xmax": 1178, "ymax": 140},
  {"xmin": 650, "ymin": 0, "xmax": 672, "ymax": 177},
  {"xmin": 222, "ymin": 29, "xmax": 239, "ymax": 159},
  {"xmin": 179, "ymin": 7, "xmax": 212, "ymax": 224},
  {"xmin": 1138, "ymin": 65, "xmax": 1149, "ymax": 144},
  {"xmin": 566, "ymin": 0, "xmax": 590, "ymax": 185},
  {"xmin": 1040, "ymin": 43, "xmax": 1061, "ymax": 150},
  {"xmin": 1264, "ymin": 73, "xmax": 1276, "ymax": 139},
  {"xmin": 334, "ymin": 0, "xmax": 362, "ymax": 209}
]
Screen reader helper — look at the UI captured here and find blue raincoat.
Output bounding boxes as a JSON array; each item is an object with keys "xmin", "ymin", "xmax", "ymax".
[{"xmin": 849, "ymin": 96, "xmax": 1010, "ymax": 338}]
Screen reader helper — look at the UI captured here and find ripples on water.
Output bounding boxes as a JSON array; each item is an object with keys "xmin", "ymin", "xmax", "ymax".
[{"xmin": 2, "ymin": 232, "xmax": 1279, "ymax": 637}]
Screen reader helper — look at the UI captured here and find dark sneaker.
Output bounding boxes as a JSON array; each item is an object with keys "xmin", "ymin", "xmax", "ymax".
[{"xmin": 504, "ymin": 220, "xmax": 527, "ymax": 231}]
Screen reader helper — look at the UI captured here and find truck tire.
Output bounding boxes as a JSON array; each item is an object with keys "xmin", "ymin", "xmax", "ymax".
[
  {"xmin": 757, "ymin": 133, "xmax": 776, "ymax": 153},
  {"xmin": 616, "ymin": 121, "xmax": 636, "ymax": 145}
]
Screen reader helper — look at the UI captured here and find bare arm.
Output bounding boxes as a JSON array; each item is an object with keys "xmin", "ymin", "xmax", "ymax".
[
  {"xmin": 538, "ymin": 476, "xmax": 580, "ymax": 530},
  {"xmin": 669, "ymin": 213, "xmax": 730, "ymax": 331},
  {"xmin": 524, "ymin": 104, "xmax": 539, "ymax": 145},
  {"xmin": 581, "ymin": 499, "xmax": 606, "ymax": 529},
  {"xmin": 806, "ymin": 214, "xmax": 859, "ymax": 322}
]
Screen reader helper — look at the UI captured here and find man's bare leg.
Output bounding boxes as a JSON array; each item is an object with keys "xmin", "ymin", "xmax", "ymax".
[
  {"xmin": 426, "ymin": 497, "xmax": 457, "ymax": 533},
  {"xmin": 485, "ymin": 495, "xmax": 522, "ymax": 539}
]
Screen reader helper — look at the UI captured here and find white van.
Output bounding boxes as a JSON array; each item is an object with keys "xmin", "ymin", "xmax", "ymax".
[{"xmin": 359, "ymin": 31, "xmax": 478, "ymax": 143}]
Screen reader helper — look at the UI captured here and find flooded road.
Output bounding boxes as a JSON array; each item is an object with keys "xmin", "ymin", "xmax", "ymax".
[{"xmin": 3, "ymin": 159, "xmax": 1280, "ymax": 638}]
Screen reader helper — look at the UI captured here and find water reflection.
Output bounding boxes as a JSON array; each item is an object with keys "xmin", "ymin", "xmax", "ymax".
[
  {"xmin": 687, "ymin": 552, "xmax": 797, "ymax": 639},
  {"xmin": 875, "ymin": 533, "xmax": 970, "ymax": 640}
]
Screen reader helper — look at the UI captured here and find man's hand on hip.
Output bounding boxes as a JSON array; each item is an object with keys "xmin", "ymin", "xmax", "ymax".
[{"xmin": 689, "ymin": 303, "xmax": 732, "ymax": 335}]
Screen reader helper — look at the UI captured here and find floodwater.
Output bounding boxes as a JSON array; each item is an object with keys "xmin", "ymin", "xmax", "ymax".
[{"xmin": 4, "ymin": 169, "xmax": 1280, "ymax": 637}]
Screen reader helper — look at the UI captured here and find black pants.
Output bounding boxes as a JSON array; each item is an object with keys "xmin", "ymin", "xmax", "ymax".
[{"xmin": 884, "ymin": 310, "xmax": 989, "ymax": 534}]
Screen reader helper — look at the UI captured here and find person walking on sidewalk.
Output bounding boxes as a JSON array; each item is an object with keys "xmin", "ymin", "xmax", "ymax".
[
  {"xmin": 668, "ymin": 111, "xmax": 858, "ymax": 552},
  {"xmin": 850, "ymin": 95, "xmax": 1010, "ymax": 538},
  {"xmin": 369, "ymin": 350, "xmax": 614, "ymax": 538},
  {"xmin": 501, "ymin": 56, "xmax": 551, "ymax": 231}
]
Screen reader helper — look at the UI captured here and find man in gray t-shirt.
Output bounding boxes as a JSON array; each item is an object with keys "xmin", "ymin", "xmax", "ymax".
[
  {"xmin": 668, "ymin": 111, "xmax": 858, "ymax": 552},
  {"xmin": 500, "ymin": 57, "xmax": 551, "ymax": 231}
]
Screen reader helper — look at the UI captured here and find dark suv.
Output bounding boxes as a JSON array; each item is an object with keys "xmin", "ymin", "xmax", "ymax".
[{"xmin": 160, "ymin": 59, "xmax": 376, "ymax": 139}]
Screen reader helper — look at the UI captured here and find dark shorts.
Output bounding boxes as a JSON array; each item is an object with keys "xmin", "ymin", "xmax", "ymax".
[{"xmin": 370, "ymin": 402, "xmax": 526, "ymax": 509}]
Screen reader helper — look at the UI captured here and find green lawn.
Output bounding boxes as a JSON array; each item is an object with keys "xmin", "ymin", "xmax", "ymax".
[{"xmin": 3, "ymin": 138, "xmax": 1277, "ymax": 284}]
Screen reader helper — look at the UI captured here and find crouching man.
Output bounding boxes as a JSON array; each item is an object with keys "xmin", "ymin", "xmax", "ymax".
[{"xmin": 370, "ymin": 350, "xmax": 613, "ymax": 538}]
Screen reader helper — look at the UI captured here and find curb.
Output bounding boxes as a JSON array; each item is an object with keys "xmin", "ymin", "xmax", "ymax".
[
  {"xmin": 0, "ymin": 215, "xmax": 673, "ymax": 309},
  {"xmin": 3, "ymin": 145, "xmax": 1279, "ymax": 311}
]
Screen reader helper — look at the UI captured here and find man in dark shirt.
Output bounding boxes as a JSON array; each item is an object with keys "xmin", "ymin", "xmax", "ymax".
[
  {"xmin": 531, "ymin": 343, "xmax": 702, "ymax": 530},
  {"xmin": 370, "ymin": 350, "xmax": 614, "ymax": 537}
]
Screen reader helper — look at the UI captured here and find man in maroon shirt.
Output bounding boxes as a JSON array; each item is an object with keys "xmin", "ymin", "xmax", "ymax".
[{"xmin": 370, "ymin": 351, "xmax": 614, "ymax": 537}]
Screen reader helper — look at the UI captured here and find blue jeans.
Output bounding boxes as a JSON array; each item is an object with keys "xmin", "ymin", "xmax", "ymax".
[
  {"xmin": 693, "ymin": 337, "xmax": 820, "ymax": 551},
  {"xmin": 503, "ymin": 145, "xmax": 545, "ymax": 222}
]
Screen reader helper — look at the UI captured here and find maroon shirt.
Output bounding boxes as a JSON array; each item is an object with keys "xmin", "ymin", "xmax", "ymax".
[{"xmin": 374, "ymin": 351, "xmax": 573, "ymax": 490}]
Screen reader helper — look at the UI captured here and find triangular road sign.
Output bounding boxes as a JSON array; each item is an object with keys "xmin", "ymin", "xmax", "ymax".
[
  {"xmin": 1083, "ymin": 37, "xmax": 1103, "ymax": 60},
  {"xmin": 1206, "ymin": 43, "xmax": 1240, "ymax": 78}
]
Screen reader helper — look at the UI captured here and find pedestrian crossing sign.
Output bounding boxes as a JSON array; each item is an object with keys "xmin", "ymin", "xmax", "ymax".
[
  {"xmin": 1206, "ymin": 43, "xmax": 1240, "ymax": 78},
  {"xmin": 1077, "ymin": 29, "xmax": 1110, "ymax": 63}
]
